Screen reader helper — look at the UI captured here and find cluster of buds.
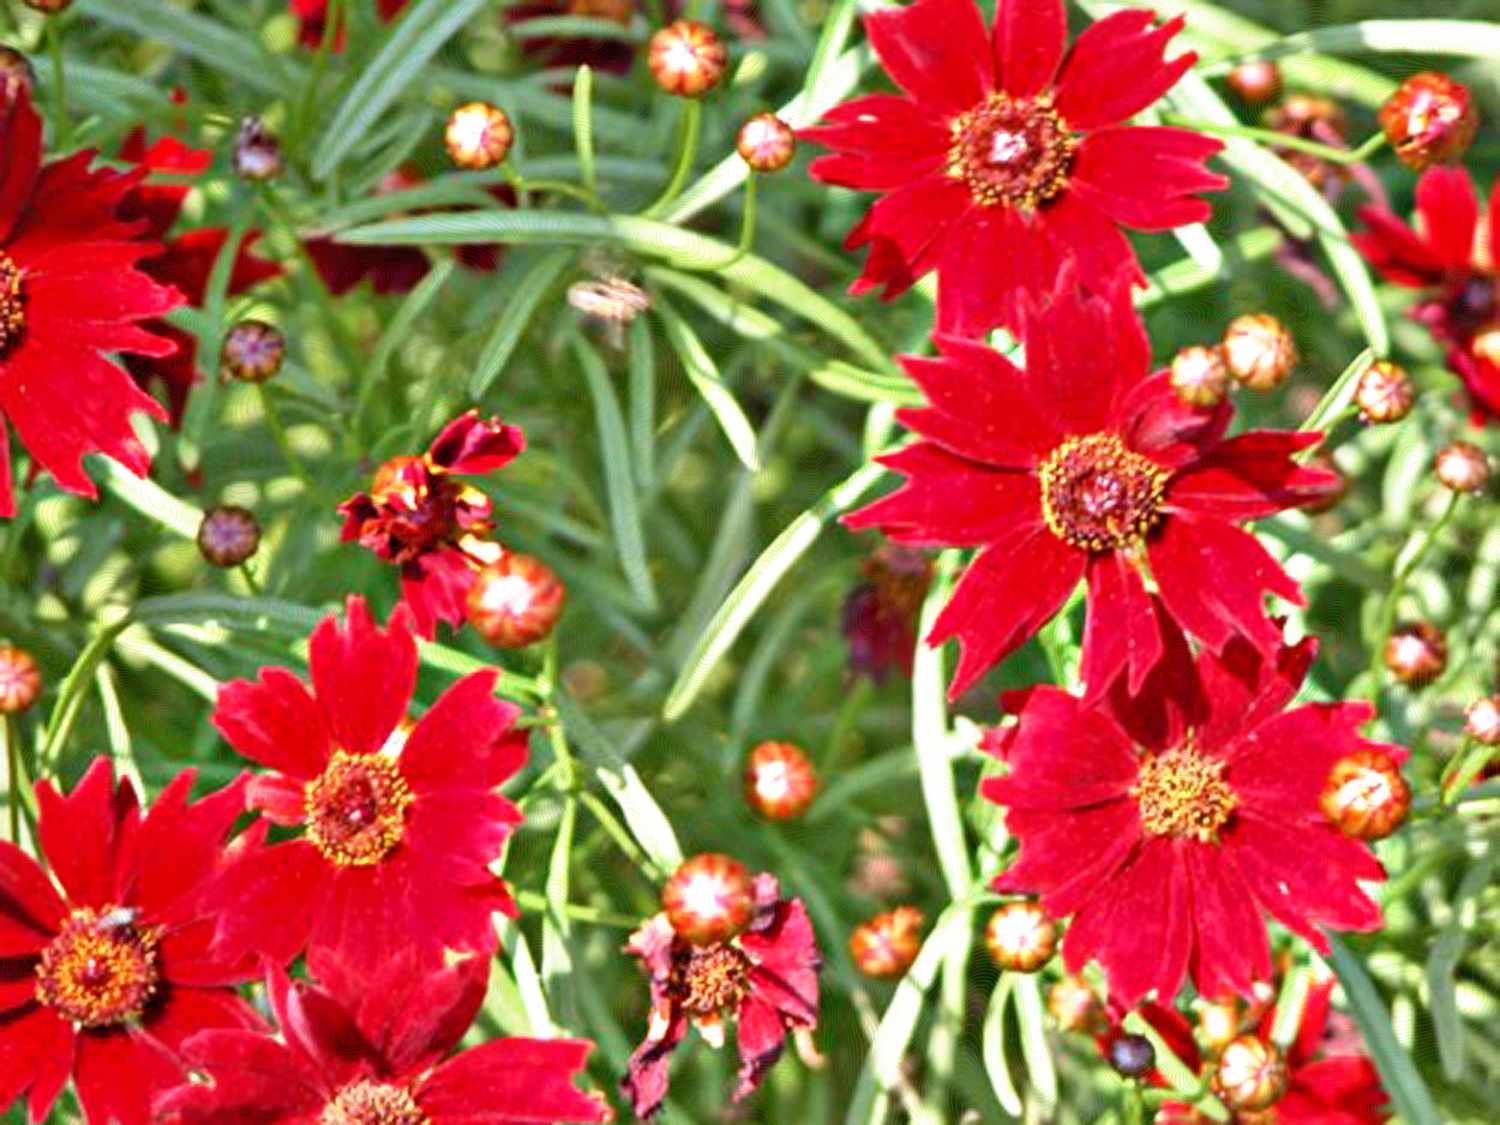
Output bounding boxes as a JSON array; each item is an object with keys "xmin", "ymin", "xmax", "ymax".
[
  {"xmin": 983, "ymin": 900, "xmax": 1057, "ymax": 973},
  {"xmin": 647, "ymin": 19, "xmax": 727, "ymax": 97},
  {"xmin": 0, "ymin": 644, "xmax": 41, "ymax": 714},
  {"xmin": 1321, "ymin": 748, "xmax": 1411, "ymax": 840},
  {"xmin": 444, "ymin": 102, "xmax": 514, "ymax": 170},
  {"xmin": 743, "ymin": 740, "xmax": 818, "ymax": 820},
  {"xmin": 231, "ymin": 116, "xmax": 283, "ymax": 182},
  {"xmin": 1221, "ymin": 313, "xmax": 1298, "ymax": 392},
  {"xmin": 1379, "ymin": 72, "xmax": 1478, "ymax": 171},
  {"xmin": 1354, "ymin": 360, "xmax": 1415, "ymax": 424},
  {"xmin": 1434, "ymin": 440, "xmax": 1491, "ymax": 494},
  {"xmin": 1169, "ymin": 344, "xmax": 1230, "ymax": 407},
  {"xmin": 1385, "ymin": 621, "xmax": 1448, "ymax": 688},
  {"xmin": 848, "ymin": 906, "xmax": 924, "ymax": 979},
  {"xmin": 220, "ymin": 320, "xmax": 286, "ymax": 384},
  {"xmin": 197, "ymin": 505, "xmax": 262, "ymax": 568}
]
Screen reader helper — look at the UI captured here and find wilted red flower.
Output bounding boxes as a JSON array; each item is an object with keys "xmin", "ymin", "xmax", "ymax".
[
  {"xmin": 623, "ymin": 872, "xmax": 820, "ymax": 1118},
  {"xmin": 803, "ymin": 0, "xmax": 1224, "ymax": 337},
  {"xmin": 845, "ymin": 278, "xmax": 1337, "ymax": 699},
  {"xmin": 0, "ymin": 759, "xmax": 259, "ymax": 1125},
  {"xmin": 1353, "ymin": 166, "xmax": 1500, "ymax": 423},
  {"xmin": 159, "ymin": 953, "xmax": 609, "ymax": 1125},
  {"xmin": 118, "ymin": 127, "xmax": 282, "ymax": 426},
  {"xmin": 985, "ymin": 630, "xmax": 1399, "ymax": 1007},
  {"xmin": 291, "ymin": 0, "xmax": 407, "ymax": 49},
  {"xmin": 202, "ymin": 597, "xmax": 526, "ymax": 971},
  {"xmin": 841, "ymin": 542, "xmax": 932, "ymax": 682},
  {"xmin": 339, "ymin": 411, "xmax": 526, "ymax": 638},
  {"xmin": 505, "ymin": 0, "xmax": 638, "ymax": 77},
  {"xmin": 0, "ymin": 91, "xmax": 183, "ymax": 516}
]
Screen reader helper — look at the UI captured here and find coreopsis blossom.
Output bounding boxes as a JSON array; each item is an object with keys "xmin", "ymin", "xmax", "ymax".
[
  {"xmin": 159, "ymin": 953, "xmax": 610, "ymax": 1124},
  {"xmin": 623, "ymin": 873, "xmax": 821, "ymax": 1118},
  {"xmin": 339, "ymin": 411, "xmax": 526, "ymax": 637},
  {"xmin": 984, "ymin": 628, "xmax": 1399, "ymax": 1007},
  {"xmin": 202, "ymin": 596, "xmax": 526, "ymax": 970},
  {"xmin": 803, "ymin": 0, "xmax": 1225, "ymax": 337},
  {"xmin": 840, "ymin": 542, "xmax": 932, "ymax": 682},
  {"xmin": 118, "ymin": 127, "xmax": 282, "ymax": 426},
  {"xmin": 0, "ymin": 90, "xmax": 183, "ymax": 517},
  {"xmin": 845, "ymin": 278, "xmax": 1337, "ymax": 699},
  {"xmin": 291, "ymin": 0, "xmax": 407, "ymax": 49},
  {"xmin": 0, "ymin": 760, "xmax": 260, "ymax": 1125},
  {"xmin": 1353, "ymin": 166, "xmax": 1500, "ymax": 422}
]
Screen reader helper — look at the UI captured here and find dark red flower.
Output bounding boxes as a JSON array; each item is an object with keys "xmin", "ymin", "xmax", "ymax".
[
  {"xmin": 841, "ymin": 542, "xmax": 932, "ymax": 682},
  {"xmin": 1353, "ymin": 166, "xmax": 1500, "ymax": 423},
  {"xmin": 623, "ymin": 873, "xmax": 821, "ymax": 1118},
  {"xmin": 984, "ymin": 630, "xmax": 1398, "ymax": 1007},
  {"xmin": 844, "ymin": 277, "xmax": 1337, "ymax": 699},
  {"xmin": 202, "ymin": 596, "xmax": 526, "ymax": 971},
  {"xmin": 504, "ymin": 0, "xmax": 638, "ymax": 77},
  {"xmin": 0, "ymin": 90, "xmax": 183, "ymax": 516},
  {"xmin": 802, "ymin": 0, "xmax": 1225, "ymax": 337},
  {"xmin": 291, "ymin": 0, "xmax": 407, "ymax": 49},
  {"xmin": 118, "ymin": 127, "xmax": 282, "ymax": 427},
  {"xmin": 159, "ymin": 952, "xmax": 610, "ymax": 1124},
  {"xmin": 0, "ymin": 759, "xmax": 260, "ymax": 1125},
  {"xmin": 339, "ymin": 411, "xmax": 527, "ymax": 637}
]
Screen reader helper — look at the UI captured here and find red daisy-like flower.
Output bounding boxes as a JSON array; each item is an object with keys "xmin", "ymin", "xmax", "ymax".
[
  {"xmin": 840, "ymin": 541, "xmax": 932, "ymax": 682},
  {"xmin": 984, "ymin": 627, "xmax": 1398, "ymax": 1008},
  {"xmin": 1353, "ymin": 166, "xmax": 1500, "ymax": 424},
  {"xmin": 202, "ymin": 596, "xmax": 526, "ymax": 971},
  {"xmin": 291, "ymin": 0, "xmax": 408, "ymax": 49},
  {"xmin": 118, "ymin": 127, "xmax": 282, "ymax": 427},
  {"xmin": 339, "ymin": 410, "xmax": 527, "ymax": 638},
  {"xmin": 160, "ymin": 951, "xmax": 610, "ymax": 1124},
  {"xmin": 622, "ymin": 873, "xmax": 821, "ymax": 1119},
  {"xmin": 0, "ymin": 89, "xmax": 183, "ymax": 517},
  {"xmin": 802, "ymin": 0, "xmax": 1225, "ymax": 338},
  {"xmin": 0, "ymin": 759, "xmax": 260, "ymax": 1125},
  {"xmin": 844, "ymin": 276, "xmax": 1337, "ymax": 699}
]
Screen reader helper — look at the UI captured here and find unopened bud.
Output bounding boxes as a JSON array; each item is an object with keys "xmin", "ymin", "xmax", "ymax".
[
  {"xmin": 466, "ymin": 552, "xmax": 566, "ymax": 649},
  {"xmin": 1047, "ymin": 975, "xmax": 1105, "ymax": 1034},
  {"xmin": 736, "ymin": 113, "xmax": 796, "ymax": 173},
  {"xmin": 444, "ymin": 102, "xmax": 514, "ymax": 170},
  {"xmin": 1379, "ymin": 72, "xmax": 1478, "ymax": 172},
  {"xmin": 1226, "ymin": 60, "xmax": 1281, "ymax": 106},
  {"xmin": 1223, "ymin": 314, "xmax": 1297, "ymax": 391},
  {"xmin": 983, "ymin": 900, "xmax": 1057, "ymax": 973},
  {"xmin": 220, "ymin": 319, "xmax": 285, "ymax": 383},
  {"xmin": 0, "ymin": 644, "xmax": 41, "ymax": 714},
  {"xmin": 1214, "ymin": 1036, "xmax": 1287, "ymax": 1112},
  {"xmin": 197, "ymin": 505, "xmax": 261, "ymax": 568},
  {"xmin": 743, "ymin": 740, "xmax": 818, "ymax": 820},
  {"xmin": 648, "ymin": 20, "xmax": 727, "ymax": 98},
  {"xmin": 1354, "ymin": 360, "xmax": 1415, "ymax": 423},
  {"xmin": 1108, "ymin": 1033, "xmax": 1155, "ymax": 1078},
  {"xmin": 1385, "ymin": 621, "xmax": 1447, "ymax": 688},
  {"xmin": 1198, "ymin": 996, "xmax": 1243, "ymax": 1053},
  {"xmin": 1321, "ymin": 748, "xmax": 1411, "ymax": 840},
  {"xmin": 849, "ymin": 906, "xmax": 924, "ymax": 979},
  {"xmin": 1434, "ymin": 440, "xmax": 1490, "ymax": 493},
  {"xmin": 662, "ymin": 853, "xmax": 755, "ymax": 946},
  {"xmin": 1170, "ymin": 344, "xmax": 1230, "ymax": 407},
  {"xmin": 231, "ymin": 116, "xmax": 283, "ymax": 182},
  {"xmin": 1464, "ymin": 695, "xmax": 1500, "ymax": 746}
]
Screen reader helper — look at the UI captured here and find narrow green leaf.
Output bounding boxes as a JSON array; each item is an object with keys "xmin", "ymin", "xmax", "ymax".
[
  {"xmin": 496, "ymin": 917, "xmax": 555, "ymax": 1035},
  {"xmin": 470, "ymin": 249, "xmax": 574, "ymax": 398},
  {"xmin": 627, "ymin": 318, "xmax": 657, "ymax": 491},
  {"xmin": 571, "ymin": 65, "xmax": 597, "ymax": 195},
  {"xmin": 1226, "ymin": 19, "xmax": 1500, "ymax": 66},
  {"xmin": 355, "ymin": 259, "xmax": 456, "ymax": 440},
  {"xmin": 1425, "ymin": 857, "xmax": 1491, "ymax": 1079},
  {"xmin": 653, "ymin": 298, "xmax": 760, "ymax": 472},
  {"xmin": 981, "ymin": 978, "xmax": 1024, "ymax": 1119},
  {"xmin": 541, "ymin": 797, "xmax": 579, "ymax": 1031},
  {"xmin": 1137, "ymin": 228, "xmax": 1283, "ymax": 310},
  {"xmin": 97, "ymin": 458, "xmax": 203, "ymax": 541},
  {"xmin": 572, "ymin": 336, "xmax": 658, "ymax": 612},
  {"xmin": 314, "ymin": 0, "xmax": 491, "ymax": 180},
  {"xmin": 1014, "ymin": 976, "xmax": 1058, "ymax": 1111}
]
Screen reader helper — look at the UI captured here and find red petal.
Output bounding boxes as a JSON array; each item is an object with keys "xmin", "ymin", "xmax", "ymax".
[
  {"xmin": 985, "ymin": 687, "xmax": 1138, "ymax": 810},
  {"xmin": 265, "ymin": 965, "xmax": 372, "ymax": 1087},
  {"xmin": 0, "ymin": 92, "xmax": 42, "ymax": 242},
  {"xmin": 740, "ymin": 898, "xmax": 820, "ymax": 1028},
  {"xmin": 1184, "ymin": 845, "xmax": 1271, "ymax": 1000},
  {"xmin": 621, "ymin": 1009, "xmax": 689, "ymax": 1119},
  {"xmin": 802, "ymin": 95, "xmax": 949, "ymax": 190},
  {"xmin": 427, "ymin": 411, "xmax": 527, "ymax": 474},
  {"xmin": 863, "ymin": 0, "xmax": 993, "ymax": 117},
  {"xmin": 846, "ymin": 174, "xmax": 970, "ymax": 301},
  {"xmin": 1080, "ymin": 553, "xmax": 1162, "ymax": 697},
  {"xmin": 0, "ymin": 1005, "xmax": 73, "ymax": 1121},
  {"xmin": 1414, "ymin": 166, "xmax": 1478, "ymax": 271},
  {"xmin": 0, "ymin": 840, "xmax": 66, "ymax": 936},
  {"xmin": 74, "ymin": 1024, "xmax": 183, "ymax": 1125},
  {"xmin": 213, "ymin": 666, "xmax": 332, "ymax": 780},
  {"xmin": 162, "ymin": 1028, "xmax": 327, "ymax": 1123},
  {"xmin": 203, "ymin": 836, "xmax": 326, "ymax": 967},
  {"xmin": 1054, "ymin": 10, "xmax": 1193, "ymax": 131},
  {"xmin": 124, "ymin": 769, "xmax": 249, "ymax": 923},
  {"xmin": 418, "ymin": 1037, "xmax": 609, "ymax": 1122},
  {"xmin": 139, "ymin": 985, "xmax": 262, "ymax": 1057},
  {"xmin": 1230, "ymin": 814, "xmax": 1384, "ymax": 946},
  {"xmin": 1070, "ymin": 125, "xmax": 1225, "ymax": 230},
  {"xmin": 400, "ymin": 670, "xmax": 524, "ymax": 793},
  {"xmin": 1228, "ymin": 701, "xmax": 1387, "ymax": 814},
  {"xmin": 1021, "ymin": 272, "xmax": 1137, "ymax": 434},
  {"xmin": 399, "ymin": 546, "xmax": 476, "ymax": 640},
  {"xmin": 309, "ymin": 597, "xmax": 417, "ymax": 754},
  {"xmin": 936, "ymin": 205, "xmax": 1053, "ymax": 337},
  {"xmin": 993, "ymin": 0, "xmax": 1065, "ymax": 99},
  {"xmin": 732, "ymin": 995, "xmax": 789, "ymax": 1103},
  {"xmin": 994, "ymin": 801, "xmax": 1141, "ymax": 918},
  {"xmin": 843, "ymin": 442, "xmax": 1041, "ymax": 546},
  {"xmin": 245, "ymin": 772, "xmax": 308, "ymax": 824},
  {"xmin": 1351, "ymin": 205, "xmax": 1446, "ymax": 288},
  {"xmin": 1167, "ymin": 430, "xmax": 1336, "ymax": 520},
  {"xmin": 36, "ymin": 758, "xmax": 135, "ymax": 909}
]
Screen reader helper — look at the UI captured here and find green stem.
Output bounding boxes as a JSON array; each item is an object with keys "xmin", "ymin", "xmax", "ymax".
[
  {"xmin": 500, "ymin": 164, "xmax": 604, "ymax": 213},
  {"xmin": 1166, "ymin": 115, "xmax": 1388, "ymax": 165},
  {"xmin": 1440, "ymin": 736, "xmax": 1496, "ymax": 805},
  {"xmin": 1366, "ymin": 493, "xmax": 1462, "ymax": 698},
  {"xmin": 257, "ymin": 383, "xmax": 318, "ymax": 496},
  {"xmin": 5, "ymin": 716, "xmax": 18, "ymax": 842},
  {"xmin": 578, "ymin": 789, "xmax": 655, "ymax": 876},
  {"xmin": 692, "ymin": 173, "xmax": 758, "ymax": 272},
  {"xmin": 45, "ymin": 15, "xmax": 68, "ymax": 149},
  {"xmin": 514, "ymin": 888, "xmax": 638, "ymax": 929},
  {"xmin": 643, "ymin": 99, "xmax": 702, "ymax": 218}
]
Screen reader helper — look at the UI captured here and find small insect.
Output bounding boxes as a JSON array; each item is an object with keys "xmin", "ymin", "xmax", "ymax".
[
  {"xmin": 96, "ymin": 906, "xmax": 142, "ymax": 933},
  {"xmin": 567, "ymin": 276, "xmax": 651, "ymax": 348}
]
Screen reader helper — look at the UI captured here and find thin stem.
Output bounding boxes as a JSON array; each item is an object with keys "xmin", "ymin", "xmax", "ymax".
[
  {"xmin": 45, "ymin": 16, "xmax": 69, "ymax": 150},
  {"xmin": 514, "ymin": 888, "xmax": 638, "ymax": 929},
  {"xmin": 693, "ymin": 173, "xmax": 758, "ymax": 272},
  {"xmin": 500, "ymin": 164, "xmax": 604, "ymax": 213},
  {"xmin": 1166, "ymin": 115, "xmax": 1387, "ymax": 165},
  {"xmin": 1366, "ymin": 492, "xmax": 1462, "ymax": 698},
  {"xmin": 643, "ymin": 100, "xmax": 702, "ymax": 218},
  {"xmin": 5, "ymin": 716, "xmax": 18, "ymax": 843},
  {"xmin": 256, "ymin": 383, "xmax": 319, "ymax": 498},
  {"xmin": 578, "ymin": 789, "xmax": 657, "ymax": 877},
  {"xmin": 1440, "ymin": 736, "xmax": 1496, "ymax": 805}
]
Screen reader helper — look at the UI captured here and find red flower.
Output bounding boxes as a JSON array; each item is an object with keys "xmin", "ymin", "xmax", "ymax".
[
  {"xmin": 623, "ymin": 873, "xmax": 821, "ymax": 1118},
  {"xmin": 291, "ymin": 0, "xmax": 407, "ymax": 49},
  {"xmin": 844, "ymin": 277, "xmax": 1337, "ymax": 699},
  {"xmin": 840, "ymin": 542, "xmax": 932, "ymax": 681},
  {"xmin": 0, "ymin": 759, "xmax": 260, "ymax": 1125},
  {"xmin": 339, "ymin": 411, "xmax": 527, "ymax": 638},
  {"xmin": 159, "ymin": 952, "xmax": 610, "ymax": 1124},
  {"xmin": 118, "ymin": 127, "xmax": 282, "ymax": 427},
  {"xmin": 984, "ymin": 630, "xmax": 1398, "ymax": 1008},
  {"xmin": 202, "ymin": 596, "xmax": 526, "ymax": 971},
  {"xmin": 1353, "ymin": 166, "xmax": 1500, "ymax": 423},
  {"xmin": 0, "ymin": 90, "xmax": 183, "ymax": 516},
  {"xmin": 802, "ymin": 0, "xmax": 1225, "ymax": 337}
]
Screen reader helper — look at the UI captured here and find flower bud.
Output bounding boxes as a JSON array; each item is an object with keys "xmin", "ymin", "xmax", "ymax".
[
  {"xmin": 744, "ymin": 740, "xmax": 818, "ymax": 820},
  {"xmin": 1321, "ymin": 748, "xmax": 1410, "ymax": 840},
  {"xmin": 1107, "ymin": 1033, "xmax": 1155, "ymax": 1078},
  {"xmin": 1170, "ymin": 344, "xmax": 1230, "ymax": 407},
  {"xmin": 662, "ymin": 853, "xmax": 755, "ymax": 946},
  {"xmin": 1197, "ymin": 996, "xmax": 1243, "ymax": 1053},
  {"xmin": 983, "ymin": 900, "xmax": 1057, "ymax": 973},
  {"xmin": 197, "ymin": 505, "xmax": 261, "ymax": 568},
  {"xmin": 444, "ymin": 102, "xmax": 514, "ymax": 170},
  {"xmin": 1465, "ymin": 695, "xmax": 1500, "ymax": 746},
  {"xmin": 1214, "ymin": 1036, "xmax": 1287, "ymax": 1113},
  {"xmin": 1226, "ymin": 60, "xmax": 1281, "ymax": 105},
  {"xmin": 1354, "ymin": 360, "xmax": 1414, "ymax": 424},
  {"xmin": 1379, "ymin": 72, "xmax": 1478, "ymax": 172},
  {"xmin": 0, "ymin": 48, "xmax": 35, "ymax": 105},
  {"xmin": 648, "ymin": 20, "xmax": 727, "ymax": 98},
  {"xmin": 21, "ymin": 0, "xmax": 71, "ymax": 12},
  {"xmin": 736, "ymin": 113, "xmax": 796, "ymax": 173},
  {"xmin": 231, "ymin": 116, "xmax": 283, "ymax": 182},
  {"xmin": 1222, "ymin": 314, "xmax": 1297, "ymax": 391},
  {"xmin": 220, "ymin": 319, "xmax": 286, "ymax": 384},
  {"xmin": 1385, "ymin": 621, "xmax": 1447, "ymax": 688},
  {"xmin": 1047, "ymin": 975, "xmax": 1106, "ymax": 1034},
  {"xmin": 1433, "ymin": 440, "xmax": 1490, "ymax": 494},
  {"xmin": 0, "ymin": 644, "xmax": 41, "ymax": 714},
  {"xmin": 466, "ymin": 552, "xmax": 566, "ymax": 649},
  {"xmin": 849, "ymin": 906, "xmax": 924, "ymax": 978}
]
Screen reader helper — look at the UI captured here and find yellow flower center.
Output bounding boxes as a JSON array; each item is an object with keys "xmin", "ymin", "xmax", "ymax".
[
  {"xmin": 35, "ymin": 907, "xmax": 160, "ymax": 1028},
  {"xmin": 1132, "ymin": 745, "xmax": 1238, "ymax": 844},
  {"xmin": 321, "ymin": 1081, "xmax": 429, "ymax": 1125},
  {"xmin": 1038, "ymin": 434, "xmax": 1170, "ymax": 552},
  {"xmin": 304, "ymin": 750, "xmax": 414, "ymax": 867},
  {"xmin": 0, "ymin": 252, "xmax": 24, "ymax": 355},
  {"xmin": 679, "ymin": 942, "xmax": 751, "ymax": 1016},
  {"xmin": 948, "ymin": 93, "xmax": 1076, "ymax": 211}
]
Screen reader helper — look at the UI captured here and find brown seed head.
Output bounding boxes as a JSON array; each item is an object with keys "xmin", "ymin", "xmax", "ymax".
[
  {"xmin": 197, "ymin": 505, "xmax": 261, "ymax": 568},
  {"xmin": 0, "ymin": 644, "xmax": 41, "ymax": 713},
  {"xmin": 220, "ymin": 319, "xmax": 286, "ymax": 383},
  {"xmin": 983, "ymin": 900, "xmax": 1057, "ymax": 973},
  {"xmin": 1214, "ymin": 1036, "xmax": 1287, "ymax": 1113},
  {"xmin": 849, "ymin": 906, "xmax": 924, "ymax": 979},
  {"xmin": 466, "ymin": 553, "xmax": 566, "ymax": 649},
  {"xmin": 1321, "ymin": 748, "xmax": 1411, "ymax": 840},
  {"xmin": 743, "ymin": 740, "xmax": 818, "ymax": 820}
]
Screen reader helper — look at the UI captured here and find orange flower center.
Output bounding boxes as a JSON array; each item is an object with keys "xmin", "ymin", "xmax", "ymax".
[
  {"xmin": 679, "ymin": 943, "xmax": 751, "ymax": 1015},
  {"xmin": 35, "ymin": 906, "xmax": 160, "ymax": 1028},
  {"xmin": 0, "ymin": 252, "xmax": 24, "ymax": 355},
  {"xmin": 1132, "ymin": 745, "xmax": 1238, "ymax": 844},
  {"xmin": 948, "ymin": 93, "xmax": 1076, "ymax": 211},
  {"xmin": 321, "ymin": 1081, "xmax": 428, "ymax": 1125},
  {"xmin": 1038, "ymin": 434, "xmax": 1169, "ymax": 552},
  {"xmin": 304, "ymin": 750, "xmax": 414, "ymax": 867}
]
